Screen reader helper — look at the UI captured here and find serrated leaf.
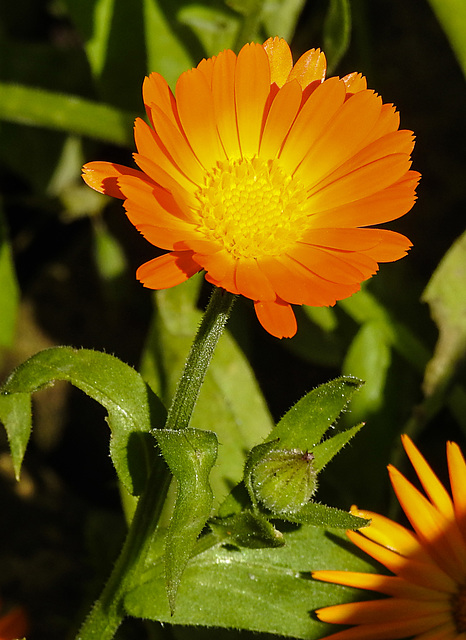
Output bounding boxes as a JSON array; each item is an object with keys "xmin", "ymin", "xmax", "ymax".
[
  {"xmin": 125, "ymin": 524, "xmax": 375, "ymax": 638},
  {"xmin": 323, "ymin": 0, "xmax": 351, "ymax": 73},
  {"xmin": 422, "ymin": 230, "xmax": 466, "ymax": 398},
  {"xmin": 267, "ymin": 376, "xmax": 363, "ymax": 451},
  {"xmin": 153, "ymin": 428, "xmax": 218, "ymax": 612},
  {"xmin": 1, "ymin": 347, "xmax": 166, "ymax": 494}
]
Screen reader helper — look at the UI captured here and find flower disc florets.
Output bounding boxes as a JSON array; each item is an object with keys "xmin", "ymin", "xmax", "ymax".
[{"xmin": 195, "ymin": 157, "xmax": 308, "ymax": 259}]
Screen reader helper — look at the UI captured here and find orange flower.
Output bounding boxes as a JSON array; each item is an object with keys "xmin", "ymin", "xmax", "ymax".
[
  {"xmin": 82, "ymin": 37, "xmax": 420, "ymax": 338},
  {"xmin": 312, "ymin": 435, "xmax": 466, "ymax": 639}
]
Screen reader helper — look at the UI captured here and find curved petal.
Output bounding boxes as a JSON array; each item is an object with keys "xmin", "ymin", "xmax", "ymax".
[
  {"xmin": 133, "ymin": 117, "xmax": 199, "ymax": 194},
  {"xmin": 290, "ymin": 243, "xmax": 369, "ymax": 284},
  {"xmin": 288, "ymin": 48, "xmax": 326, "ymax": 89},
  {"xmin": 136, "ymin": 251, "xmax": 200, "ymax": 289},
  {"xmin": 235, "ymin": 43, "xmax": 271, "ymax": 157},
  {"xmin": 360, "ymin": 230, "xmax": 412, "ymax": 262},
  {"xmin": 82, "ymin": 161, "xmax": 149, "ymax": 198},
  {"xmin": 279, "ymin": 77, "xmax": 346, "ymax": 174},
  {"xmin": 212, "ymin": 48, "xmax": 241, "ymax": 159},
  {"xmin": 254, "ymin": 298, "xmax": 297, "ymax": 338},
  {"xmin": 150, "ymin": 103, "xmax": 206, "ymax": 186},
  {"xmin": 301, "ymin": 228, "xmax": 381, "ymax": 251},
  {"xmin": 308, "ymin": 170, "xmax": 420, "ymax": 228},
  {"xmin": 143, "ymin": 72, "xmax": 178, "ymax": 129},
  {"xmin": 234, "ymin": 258, "xmax": 276, "ymax": 301},
  {"xmin": 197, "ymin": 250, "xmax": 240, "ymax": 295},
  {"xmin": 294, "ymin": 90, "xmax": 383, "ymax": 185},
  {"xmin": 262, "ymin": 37, "xmax": 293, "ymax": 87},
  {"xmin": 307, "ymin": 154, "xmax": 412, "ymax": 212},
  {"xmin": 447, "ymin": 441, "xmax": 466, "ymax": 534},
  {"xmin": 176, "ymin": 66, "xmax": 226, "ymax": 170},
  {"xmin": 259, "ymin": 79, "xmax": 302, "ymax": 159}
]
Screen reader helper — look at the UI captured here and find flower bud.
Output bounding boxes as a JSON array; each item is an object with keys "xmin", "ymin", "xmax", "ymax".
[{"xmin": 250, "ymin": 448, "xmax": 318, "ymax": 515}]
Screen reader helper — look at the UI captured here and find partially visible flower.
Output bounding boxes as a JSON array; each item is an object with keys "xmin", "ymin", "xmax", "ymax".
[
  {"xmin": 83, "ymin": 37, "xmax": 420, "ymax": 338},
  {"xmin": 312, "ymin": 434, "xmax": 466, "ymax": 639},
  {"xmin": 0, "ymin": 599, "xmax": 28, "ymax": 640}
]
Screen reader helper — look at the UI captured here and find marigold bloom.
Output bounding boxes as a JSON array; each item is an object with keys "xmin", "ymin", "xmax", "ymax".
[
  {"xmin": 82, "ymin": 38, "xmax": 420, "ymax": 338},
  {"xmin": 312, "ymin": 434, "xmax": 466, "ymax": 639}
]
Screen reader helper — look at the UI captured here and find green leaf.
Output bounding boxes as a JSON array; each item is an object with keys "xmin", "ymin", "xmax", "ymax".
[
  {"xmin": 0, "ymin": 198, "xmax": 19, "ymax": 351},
  {"xmin": 323, "ymin": 0, "xmax": 352, "ymax": 73},
  {"xmin": 177, "ymin": 5, "xmax": 239, "ymax": 57},
  {"xmin": 0, "ymin": 82, "xmax": 136, "ymax": 146},
  {"xmin": 1, "ymin": 347, "xmax": 166, "ymax": 494},
  {"xmin": 262, "ymin": 0, "xmax": 307, "ymax": 41},
  {"xmin": 125, "ymin": 524, "xmax": 375, "ymax": 638},
  {"xmin": 141, "ymin": 277, "xmax": 274, "ymax": 505},
  {"xmin": 342, "ymin": 321, "xmax": 392, "ymax": 422},
  {"xmin": 0, "ymin": 393, "xmax": 32, "ymax": 480},
  {"xmin": 422, "ymin": 230, "xmax": 466, "ymax": 398},
  {"xmin": 426, "ymin": 0, "xmax": 466, "ymax": 79},
  {"xmin": 267, "ymin": 376, "xmax": 363, "ymax": 450},
  {"xmin": 153, "ymin": 428, "xmax": 218, "ymax": 613},
  {"xmin": 312, "ymin": 423, "xmax": 364, "ymax": 472}
]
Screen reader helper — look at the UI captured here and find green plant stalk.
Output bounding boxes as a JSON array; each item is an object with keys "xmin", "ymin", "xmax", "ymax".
[{"xmin": 76, "ymin": 287, "xmax": 236, "ymax": 640}]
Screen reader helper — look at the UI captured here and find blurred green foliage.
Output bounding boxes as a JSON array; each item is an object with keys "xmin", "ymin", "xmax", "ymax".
[{"xmin": 0, "ymin": 0, "xmax": 465, "ymax": 638}]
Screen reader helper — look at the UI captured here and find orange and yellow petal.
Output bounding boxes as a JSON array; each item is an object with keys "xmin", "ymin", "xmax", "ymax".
[
  {"xmin": 136, "ymin": 252, "xmax": 200, "ymax": 289},
  {"xmin": 262, "ymin": 37, "xmax": 293, "ymax": 87},
  {"xmin": 259, "ymin": 79, "xmax": 302, "ymax": 159},
  {"xmin": 142, "ymin": 72, "xmax": 178, "ymax": 130},
  {"xmin": 447, "ymin": 441, "xmax": 466, "ymax": 537},
  {"xmin": 288, "ymin": 47, "xmax": 326, "ymax": 89},
  {"xmin": 212, "ymin": 48, "xmax": 241, "ymax": 158}
]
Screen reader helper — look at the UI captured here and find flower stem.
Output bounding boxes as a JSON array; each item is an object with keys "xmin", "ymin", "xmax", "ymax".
[{"xmin": 75, "ymin": 287, "xmax": 236, "ymax": 640}]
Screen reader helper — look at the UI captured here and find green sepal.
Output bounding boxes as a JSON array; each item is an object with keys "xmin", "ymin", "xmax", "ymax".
[
  {"xmin": 210, "ymin": 510, "xmax": 284, "ymax": 548},
  {"xmin": 268, "ymin": 376, "xmax": 364, "ymax": 451},
  {"xmin": 279, "ymin": 502, "xmax": 369, "ymax": 529},
  {"xmin": 153, "ymin": 427, "xmax": 218, "ymax": 613},
  {"xmin": 0, "ymin": 347, "xmax": 166, "ymax": 494}
]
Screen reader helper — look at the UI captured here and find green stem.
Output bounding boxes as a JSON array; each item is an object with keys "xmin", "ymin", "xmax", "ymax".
[{"xmin": 76, "ymin": 287, "xmax": 236, "ymax": 640}]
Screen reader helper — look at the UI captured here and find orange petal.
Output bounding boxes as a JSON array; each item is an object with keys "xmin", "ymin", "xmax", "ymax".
[
  {"xmin": 262, "ymin": 37, "xmax": 293, "ymax": 87},
  {"xmin": 235, "ymin": 43, "xmax": 271, "ymax": 157},
  {"xmin": 341, "ymin": 72, "xmax": 367, "ymax": 93},
  {"xmin": 364, "ymin": 103, "xmax": 401, "ymax": 144},
  {"xmin": 290, "ymin": 243, "xmax": 367, "ymax": 285},
  {"xmin": 197, "ymin": 55, "xmax": 215, "ymax": 85},
  {"xmin": 234, "ymin": 258, "xmax": 276, "ymax": 301},
  {"xmin": 317, "ymin": 597, "xmax": 449, "ymax": 625},
  {"xmin": 254, "ymin": 298, "xmax": 297, "ymax": 338},
  {"xmin": 279, "ymin": 77, "xmax": 346, "ymax": 174},
  {"xmin": 288, "ymin": 48, "xmax": 326, "ymax": 89},
  {"xmin": 82, "ymin": 161, "xmax": 149, "ymax": 198},
  {"xmin": 136, "ymin": 251, "xmax": 200, "ymax": 289},
  {"xmin": 198, "ymin": 250, "xmax": 240, "ymax": 295},
  {"xmin": 212, "ymin": 48, "xmax": 241, "ymax": 159},
  {"xmin": 294, "ymin": 90, "xmax": 383, "ymax": 185},
  {"xmin": 447, "ymin": 441, "xmax": 466, "ymax": 536},
  {"xmin": 176, "ymin": 66, "xmax": 226, "ymax": 170},
  {"xmin": 133, "ymin": 118, "xmax": 198, "ymax": 194},
  {"xmin": 259, "ymin": 79, "xmax": 302, "ymax": 159},
  {"xmin": 389, "ymin": 465, "xmax": 466, "ymax": 583},
  {"xmin": 301, "ymin": 228, "xmax": 382, "ymax": 251},
  {"xmin": 307, "ymin": 154, "xmax": 412, "ymax": 212},
  {"xmin": 150, "ymin": 103, "xmax": 206, "ymax": 186},
  {"xmin": 143, "ymin": 72, "xmax": 178, "ymax": 129},
  {"xmin": 308, "ymin": 170, "xmax": 420, "ymax": 228},
  {"xmin": 360, "ymin": 230, "xmax": 412, "ymax": 262}
]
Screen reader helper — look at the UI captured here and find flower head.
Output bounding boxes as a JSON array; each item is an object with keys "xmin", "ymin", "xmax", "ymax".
[
  {"xmin": 312, "ymin": 434, "xmax": 466, "ymax": 639},
  {"xmin": 83, "ymin": 37, "xmax": 420, "ymax": 338}
]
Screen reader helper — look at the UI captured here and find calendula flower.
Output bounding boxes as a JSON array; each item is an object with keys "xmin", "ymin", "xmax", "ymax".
[
  {"xmin": 82, "ymin": 37, "xmax": 420, "ymax": 338},
  {"xmin": 312, "ymin": 434, "xmax": 466, "ymax": 639}
]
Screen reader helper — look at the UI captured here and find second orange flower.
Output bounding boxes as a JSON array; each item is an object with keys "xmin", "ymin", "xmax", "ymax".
[{"xmin": 83, "ymin": 37, "xmax": 420, "ymax": 338}]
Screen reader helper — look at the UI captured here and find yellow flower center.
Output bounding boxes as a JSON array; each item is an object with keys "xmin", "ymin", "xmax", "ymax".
[
  {"xmin": 195, "ymin": 157, "xmax": 310, "ymax": 259},
  {"xmin": 453, "ymin": 583, "xmax": 466, "ymax": 632}
]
